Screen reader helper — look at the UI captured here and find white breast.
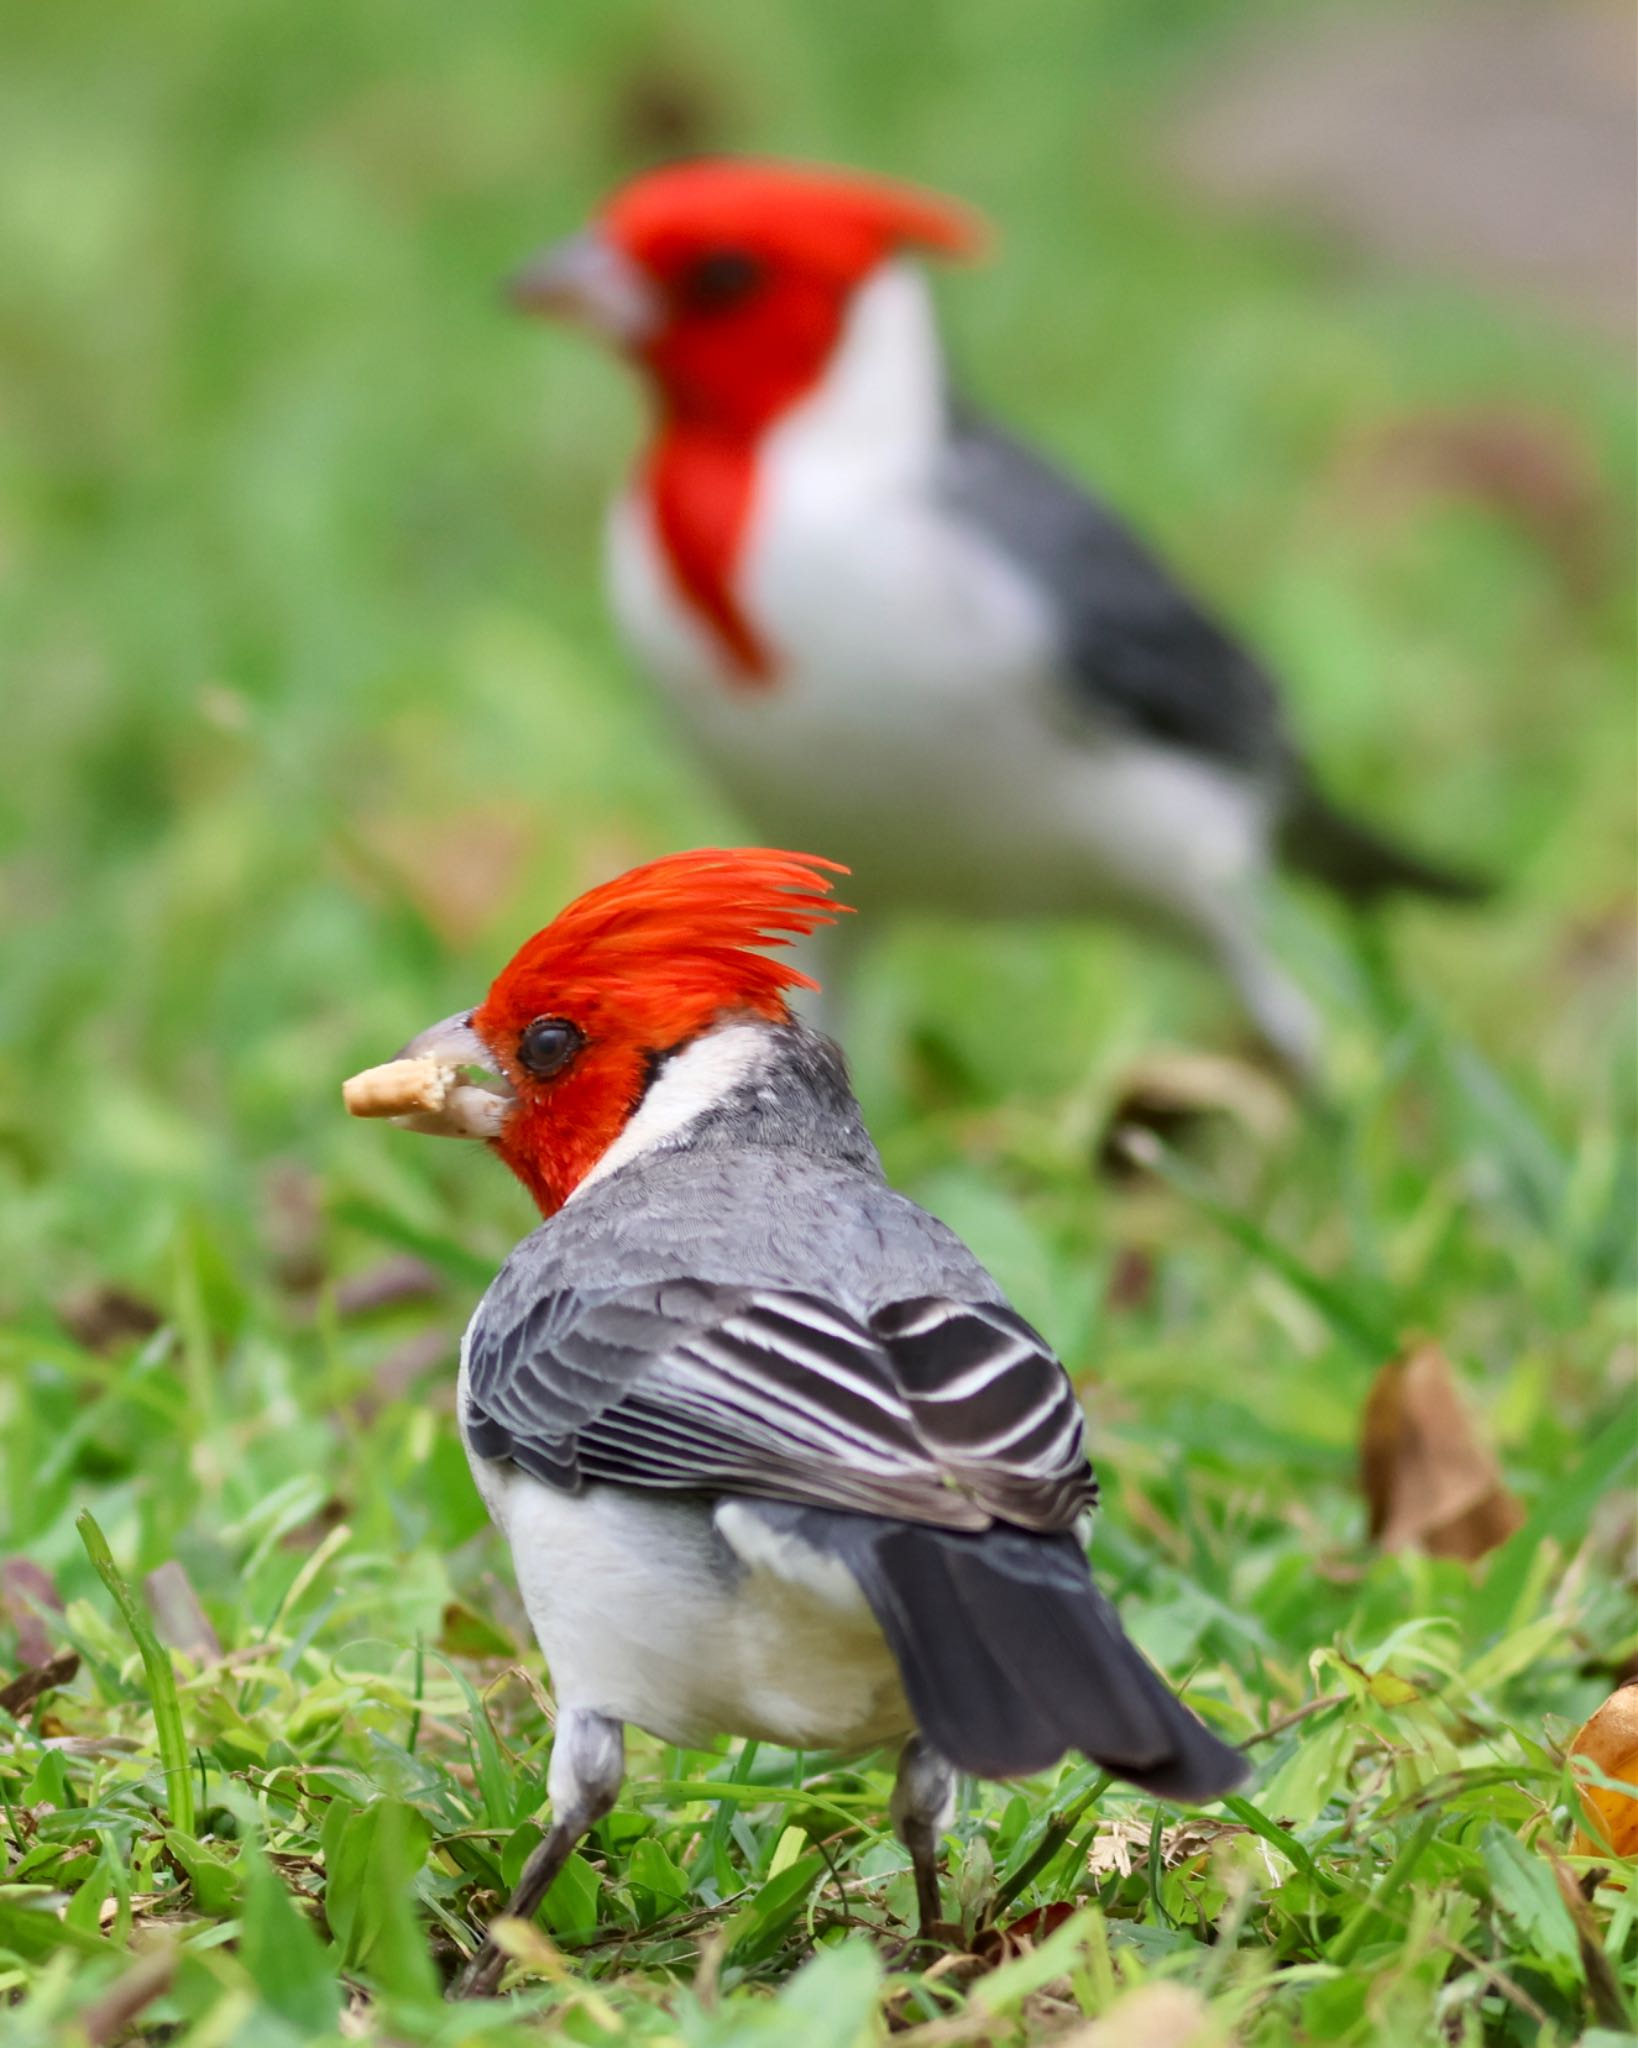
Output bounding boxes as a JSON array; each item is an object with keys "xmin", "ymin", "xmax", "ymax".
[
  {"xmin": 458, "ymin": 1337, "xmax": 908, "ymax": 1751},
  {"xmin": 606, "ymin": 264, "xmax": 1270, "ymax": 925}
]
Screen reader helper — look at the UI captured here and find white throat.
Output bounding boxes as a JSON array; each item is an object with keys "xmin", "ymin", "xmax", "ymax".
[
  {"xmin": 569, "ymin": 1024, "xmax": 773, "ymax": 1201},
  {"xmin": 760, "ymin": 260, "xmax": 946, "ymax": 484}
]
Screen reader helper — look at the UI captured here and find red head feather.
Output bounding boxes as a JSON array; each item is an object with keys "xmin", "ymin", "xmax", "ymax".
[
  {"xmin": 600, "ymin": 156, "xmax": 984, "ymax": 436},
  {"xmin": 591, "ymin": 158, "xmax": 988, "ymax": 684},
  {"xmin": 472, "ymin": 848, "xmax": 849, "ymax": 1214}
]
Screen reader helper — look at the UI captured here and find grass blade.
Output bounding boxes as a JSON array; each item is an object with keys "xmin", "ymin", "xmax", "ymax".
[{"xmin": 76, "ymin": 1511, "xmax": 196, "ymax": 1838}]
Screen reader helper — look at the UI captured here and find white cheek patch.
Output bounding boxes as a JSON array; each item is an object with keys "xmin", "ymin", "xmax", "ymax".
[{"xmin": 568, "ymin": 1024, "xmax": 773, "ymax": 1200}]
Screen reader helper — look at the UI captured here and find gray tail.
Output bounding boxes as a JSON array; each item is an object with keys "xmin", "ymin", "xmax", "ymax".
[
  {"xmin": 776, "ymin": 1508, "xmax": 1246, "ymax": 1799},
  {"xmin": 1281, "ymin": 782, "xmax": 1492, "ymax": 907}
]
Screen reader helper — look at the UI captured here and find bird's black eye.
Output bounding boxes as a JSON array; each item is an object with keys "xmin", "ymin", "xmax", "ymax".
[
  {"xmin": 678, "ymin": 248, "xmax": 763, "ymax": 312},
  {"xmin": 516, "ymin": 1016, "xmax": 585, "ymax": 1080}
]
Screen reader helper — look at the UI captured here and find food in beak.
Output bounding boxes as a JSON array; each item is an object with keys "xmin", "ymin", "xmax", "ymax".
[
  {"xmin": 343, "ymin": 1056, "xmax": 460, "ymax": 1120},
  {"xmin": 341, "ymin": 1055, "xmax": 512, "ymax": 1139}
]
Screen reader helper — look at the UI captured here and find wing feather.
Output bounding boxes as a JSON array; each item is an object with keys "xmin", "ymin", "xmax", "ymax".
[
  {"xmin": 463, "ymin": 1276, "xmax": 1096, "ymax": 1533},
  {"xmin": 940, "ymin": 403, "xmax": 1290, "ymax": 775}
]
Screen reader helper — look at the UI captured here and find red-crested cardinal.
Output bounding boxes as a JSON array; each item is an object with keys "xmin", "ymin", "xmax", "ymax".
[
  {"xmin": 346, "ymin": 848, "xmax": 1245, "ymax": 1995},
  {"xmin": 509, "ymin": 159, "xmax": 1486, "ymax": 1078}
]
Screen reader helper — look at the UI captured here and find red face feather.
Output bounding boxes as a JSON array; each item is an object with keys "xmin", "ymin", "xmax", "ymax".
[
  {"xmin": 471, "ymin": 848, "xmax": 849, "ymax": 1215},
  {"xmin": 595, "ymin": 159, "xmax": 986, "ymax": 685}
]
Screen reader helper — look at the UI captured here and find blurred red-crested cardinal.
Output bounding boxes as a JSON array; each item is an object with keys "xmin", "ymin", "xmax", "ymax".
[
  {"xmin": 346, "ymin": 848, "xmax": 1245, "ymax": 1994},
  {"xmin": 509, "ymin": 159, "xmax": 1486, "ymax": 1077}
]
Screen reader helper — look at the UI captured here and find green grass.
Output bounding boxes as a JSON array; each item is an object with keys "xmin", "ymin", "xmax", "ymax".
[{"xmin": 1, "ymin": 0, "xmax": 1634, "ymax": 2041}]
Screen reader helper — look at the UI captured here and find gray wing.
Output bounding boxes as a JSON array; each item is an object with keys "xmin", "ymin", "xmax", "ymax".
[
  {"xmin": 941, "ymin": 402, "xmax": 1292, "ymax": 775},
  {"xmin": 463, "ymin": 1273, "xmax": 1095, "ymax": 1534}
]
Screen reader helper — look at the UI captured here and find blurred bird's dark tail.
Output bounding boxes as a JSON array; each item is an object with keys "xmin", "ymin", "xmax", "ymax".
[
  {"xmin": 1280, "ymin": 781, "xmax": 1493, "ymax": 907},
  {"xmin": 766, "ymin": 1507, "xmax": 1246, "ymax": 1799}
]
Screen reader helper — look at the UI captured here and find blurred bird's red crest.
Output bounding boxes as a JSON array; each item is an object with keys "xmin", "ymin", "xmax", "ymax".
[{"xmin": 601, "ymin": 158, "xmax": 986, "ymax": 284}]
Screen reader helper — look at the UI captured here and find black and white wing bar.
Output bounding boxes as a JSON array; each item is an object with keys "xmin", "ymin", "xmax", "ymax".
[{"xmin": 464, "ymin": 1280, "xmax": 1096, "ymax": 1533}]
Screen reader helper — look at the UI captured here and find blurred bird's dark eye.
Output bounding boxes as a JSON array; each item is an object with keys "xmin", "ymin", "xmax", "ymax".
[
  {"xmin": 516, "ymin": 1016, "xmax": 584, "ymax": 1079},
  {"xmin": 679, "ymin": 248, "xmax": 763, "ymax": 311}
]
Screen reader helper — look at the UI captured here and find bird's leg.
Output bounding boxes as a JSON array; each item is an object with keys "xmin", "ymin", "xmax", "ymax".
[
  {"xmin": 452, "ymin": 1709, "xmax": 624, "ymax": 1999},
  {"xmin": 1196, "ymin": 893, "xmax": 1323, "ymax": 1088},
  {"xmin": 889, "ymin": 1733, "xmax": 955, "ymax": 1947}
]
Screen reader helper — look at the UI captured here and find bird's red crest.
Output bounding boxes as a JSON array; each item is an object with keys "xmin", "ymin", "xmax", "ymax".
[
  {"xmin": 602, "ymin": 159, "xmax": 986, "ymax": 283},
  {"xmin": 472, "ymin": 849, "xmax": 850, "ymax": 1214}
]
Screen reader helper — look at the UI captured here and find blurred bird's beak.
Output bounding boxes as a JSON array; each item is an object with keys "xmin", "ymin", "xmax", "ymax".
[
  {"xmin": 341, "ymin": 1012, "xmax": 514, "ymax": 1140},
  {"xmin": 506, "ymin": 232, "xmax": 660, "ymax": 344}
]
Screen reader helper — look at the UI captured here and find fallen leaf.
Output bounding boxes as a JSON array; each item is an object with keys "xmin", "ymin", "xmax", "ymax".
[
  {"xmin": 1, "ymin": 1559, "xmax": 65, "ymax": 1669},
  {"xmin": 1360, "ymin": 1338, "xmax": 1524, "ymax": 1561},
  {"xmin": 1098, "ymin": 1049, "xmax": 1294, "ymax": 1183},
  {"xmin": 1105, "ymin": 1247, "xmax": 1156, "ymax": 1314},
  {"xmin": 144, "ymin": 1562, "xmax": 222, "ymax": 1663},
  {"xmin": 1569, "ymin": 1681, "xmax": 1638, "ymax": 1860},
  {"xmin": 54, "ymin": 1284, "xmax": 163, "ymax": 1356},
  {"xmin": 263, "ymin": 1161, "xmax": 325, "ymax": 1296},
  {"xmin": 971, "ymin": 1899, "xmax": 1078, "ymax": 1965},
  {"xmin": 276, "ymin": 1498, "xmax": 349, "ymax": 1551},
  {"xmin": 1342, "ymin": 406, "xmax": 1611, "ymax": 599},
  {"xmin": 1087, "ymin": 1814, "xmax": 1247, "ymax": 1883},
  {"xmin": 0, "ymin": 1651, "xmax": 80, "ymax": 1719},
  {"xmin": 76, "ymin": 1946, "xmax": 178, "ymax": 2047}
]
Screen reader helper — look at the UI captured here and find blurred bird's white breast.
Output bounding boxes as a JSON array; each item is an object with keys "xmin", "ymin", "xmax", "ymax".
[{"xmin": 606, "ymin": 263, "xmax": 1263, "ymax": 917}]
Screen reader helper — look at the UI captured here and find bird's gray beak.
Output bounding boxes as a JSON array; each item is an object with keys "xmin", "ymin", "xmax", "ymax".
[
  {"xmin": 396, "ymin": 1010, "xmax": 492, "ymax": 1070},
  {"xmin": 343, "ymin": 1011, "xmax": 515, "ymax": 1140},
  {"xmin": 506, "ymin": 231, "xmax": 661, "ymax": 345},
  {"xmin": 395, "ymin": 1011, "xmax": 514, "ymax": 1138}
]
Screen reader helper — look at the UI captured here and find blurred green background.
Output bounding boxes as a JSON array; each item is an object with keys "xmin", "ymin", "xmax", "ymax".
[{"xmin": 3, "ymin": 0, "xmax": 1632, "ymax": 1296}]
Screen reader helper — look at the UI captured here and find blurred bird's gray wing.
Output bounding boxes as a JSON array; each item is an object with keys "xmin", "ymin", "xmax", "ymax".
[
  {"xmin": 940, "ymin": 402, "xmax": 1290, "ymax": 775},
  {"xmin": 462, "ymin": 1272, "xmax": 1094, "ymax": 1533}
]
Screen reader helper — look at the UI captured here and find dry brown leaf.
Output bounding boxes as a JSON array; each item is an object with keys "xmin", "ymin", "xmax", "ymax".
[
  {"xmin": 144, "ymin": 1562, "xmax": 222, "ymax": 1663},
  {"xmin": 1359, "ymin": 1338, "xmax": 1523, "ymax": 1561},
  {"xmin": 1105, "ymin": 1247, "xmax": 1156, "ymax": 1314},
  {"xmin": 0, "ymin": 1651, "xmax": 80, "ymax": 1719},
  {"xmin": 263, "ymin": 1161, "xmax": 325, "ymax": 1296},
  {"xmin": 1569, "ymin": 1681, "xmax": 1638, "ymax": 1860},
  {"xmin": 54, "ymin": 1283, "xmax": 163, "ymax": 1356},
  {"xmin": 77, "ymin": 1947, "xmax": 178, "ymax": 2047},
  {"xmin": 1086, "ymin": 1814, "xmax": 1252, "ymax": 1885},
  {"xmin": 1341, "ymin": 407, "xmax": 1611, "ymax": 599},
  {"xmin": 971, "ymin": 1899, "xmax": 1080, "ymax": 1966},
  {"xmin": 1098, "ymin": 1049, "xmax": 1294, "ymax": 1183},
  {"xmin": 1, "ymin": 1559, "xmax": 64, "ymax": 1670}
]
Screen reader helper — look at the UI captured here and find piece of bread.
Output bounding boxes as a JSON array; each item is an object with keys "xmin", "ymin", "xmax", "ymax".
[{"xmin": 342, "ymin": 1056, "xmax": 459, "ymax": 1120}]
